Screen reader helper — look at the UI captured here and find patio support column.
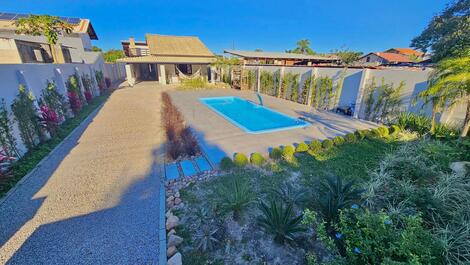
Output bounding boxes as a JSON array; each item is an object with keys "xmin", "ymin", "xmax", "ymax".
[
  {"xmin": 125, "ymin": 64, "xmax": 135, "ymax": 86},
  {"xmin": 353, "ymin": 68, "xmax": 371, "ymax": 119},
  {"xmin": 158, "ymin": 64, "xmax": 167, "ymax": 85},
  {"xmin": 256, "ymin": 66, "xmax": 261, "ymax": 93},
  {"xmin": 209, "ymin": 66, "xmax": 215, "ymax": 83}
]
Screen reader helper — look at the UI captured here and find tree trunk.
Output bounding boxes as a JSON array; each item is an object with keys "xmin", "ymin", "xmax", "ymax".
[{"xmin": 461, "ymin": 98, "xmax": 470, "ymax": 138}]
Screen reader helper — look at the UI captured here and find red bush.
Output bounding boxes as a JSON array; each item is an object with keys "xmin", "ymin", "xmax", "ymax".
[
  {"xmin": 162, "ymin": 92, "xmax": 200, "ymax": 160},
  {"xmin": 67, "ymin": 91, "xmax": 81, "ymax": 114},
  {"xmin": 39, "ymin": 105, "xmax": 59, "ymax": 136},
  {"xmin": 84, "ymin": 91, "xmax": 93, "ymax": 103}
]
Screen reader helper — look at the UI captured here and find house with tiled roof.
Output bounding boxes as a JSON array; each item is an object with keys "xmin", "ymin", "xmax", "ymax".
[
  {"xmin": 359, "ymin": 51, "xmax": 417, "ymax": 66},
  {"xmin": 117, "ymin": 34, "xmax": 216, "ymax": 85},
  {"xmin": 385, "ymin": 48, "xmax": 424, "ymax": 58},
  {"xmin": 0, "ymin": 12, "xmax": 99, "ymax": 64}
]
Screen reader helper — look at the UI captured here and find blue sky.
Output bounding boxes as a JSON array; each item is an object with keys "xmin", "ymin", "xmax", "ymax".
[{"xmin": 2, "ymin": 0, "xmax": 450, "ymax": 54}]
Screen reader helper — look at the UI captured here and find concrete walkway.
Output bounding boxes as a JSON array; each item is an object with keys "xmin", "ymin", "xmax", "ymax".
[{"xmin": 0, "ymin": 82, "xmax": 166, "ymax": 264}]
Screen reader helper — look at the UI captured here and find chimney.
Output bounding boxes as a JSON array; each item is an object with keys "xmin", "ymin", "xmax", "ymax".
[{"xmin": 129, "ymin": 37, "xmax": 136, "ymax": 56}]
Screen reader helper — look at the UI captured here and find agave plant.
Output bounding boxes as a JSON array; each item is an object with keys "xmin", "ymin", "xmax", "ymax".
[
  {"xmin": 316, "ymin": 176, "xmax": 364, "ymax": 224},
  {"xmin": 257, "ymin": 200, "xmax": 305, "ymax": 244},
  {"xmin": 195, "ymin": 225, "xmax": 221, "ymax": 252},
  {"xmin": 214, "ymin": 177, "xmax": 254, "ymax": 221},
  {"xmin": 270, "ymin": 182, "xmax": 309, "ymax": 207}
]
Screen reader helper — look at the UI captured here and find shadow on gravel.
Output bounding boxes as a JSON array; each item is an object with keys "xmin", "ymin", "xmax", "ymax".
[
  {"xmin": 0, "ymin": 103, "xmax": 106, "ymax": 249},
  {"xmin": 6, "ymin": 144, "xmax": 164, "ymax": 264}
]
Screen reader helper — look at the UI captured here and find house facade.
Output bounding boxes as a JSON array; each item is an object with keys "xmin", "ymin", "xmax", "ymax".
[
  {"xmin": 118, "ymin": 34, "xmax": 216, "ymax": 85},
  {"xmin": 359, "ymin": 52, "xmax": 414, "ymax": 66},
  {"xmin": 0, "ymin": 12, "xmax": 99, "ymax": 64}
]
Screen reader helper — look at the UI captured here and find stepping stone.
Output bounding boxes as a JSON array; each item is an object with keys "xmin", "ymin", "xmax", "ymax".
[
  {"xmin": 195, "ymin": 156, "xmax": 211, "ymax": 171},
  {"xmin": 180, "ymin": 160, "xmax": 198, "ymax": 177},
  {"xmin": 165, "ymin": 163, "xmax": 180, "ymax": 180}
]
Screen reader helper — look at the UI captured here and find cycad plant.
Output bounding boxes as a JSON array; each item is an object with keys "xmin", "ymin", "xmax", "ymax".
[
  {"xmin": 257, "ymin": 199, "xmax": 305, "ymax": 244},
  {"xmin": 316, "ymin": 176, "xmax": 364, "ymax": 224},
  {"xmin": 195, "ymin": 225, "xmax": 221, "ymax": 252},
  {"xmin": 214, "ymin": 177, "xmax": 254, "ymax": 221},
  {"xmin": 271, "ymin": 182, "xmax": 309, "ymax": 207}
]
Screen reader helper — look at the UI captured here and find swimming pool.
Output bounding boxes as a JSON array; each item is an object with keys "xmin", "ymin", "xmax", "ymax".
[{"xmin": 199, "ymin": 96, "xmax": 310, "ymax": 134}]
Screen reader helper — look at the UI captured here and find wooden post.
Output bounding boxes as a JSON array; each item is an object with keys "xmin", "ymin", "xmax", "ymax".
[
  {"xmin": 307, "ymin": 68, "xmax": 317, "ymax": 106},
  {"xmin": 277, "ymin": 67, "xmax": 285, "ymax": 98}
]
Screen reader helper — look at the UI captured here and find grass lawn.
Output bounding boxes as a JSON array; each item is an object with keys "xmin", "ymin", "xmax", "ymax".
[
  {"xmin": 294, "ymin": 138, "xmax": 399, "ymax": 187},
  {"xmin": 0, "ymin": 93, "xmax": 109, "ymax": 198}
]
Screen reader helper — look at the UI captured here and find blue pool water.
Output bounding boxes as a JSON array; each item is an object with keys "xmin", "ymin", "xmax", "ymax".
[{"xmin": 199, "ymin": 96, "xmax": 309, "ymax": 134}]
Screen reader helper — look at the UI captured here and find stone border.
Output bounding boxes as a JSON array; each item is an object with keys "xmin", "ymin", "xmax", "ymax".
[{"xmin": 0, "ymin": 100, "xmax": 106, "ymax": 206}]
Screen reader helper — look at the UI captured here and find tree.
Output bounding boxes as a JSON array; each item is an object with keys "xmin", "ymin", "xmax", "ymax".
[
  {"xmin": 103, "ymin": 49, "xmax": 125, "ymax": 62},
  {"xmin": 287, "ymin": 39, "xmax": 315, "ymax": 55},
  {"xmin": 419, "ymin": 54, "xmax": 470, "ymax": 137},
  {"xmin": 15, "ymin": 15, "xmax": 73, "ymax": 64},
  {"xmin": 411, "ymin": 0, "xmax": 470, "ymax": 61},
  {"xmin": 333, "ymin": 48, "xmax": 363, "ymax": 66},
  {"xmin": 254, "ymin": 48, "xmax": 263, "ymax": 52},
  {"xmin": 92, "ymin": 46, "xmax": 102, "ymax": 52}
]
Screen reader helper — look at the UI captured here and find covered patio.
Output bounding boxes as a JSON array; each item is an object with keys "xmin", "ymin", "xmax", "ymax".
[{"xmin": 118, "ymin": 34, "xmax": 217, "ymax": 85}]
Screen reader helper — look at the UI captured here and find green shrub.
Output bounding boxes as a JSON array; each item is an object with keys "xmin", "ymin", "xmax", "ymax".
[
  {"xmin": 295, "ymin": 142, "xmax": 309, "ymax": 152},
  {"xmin": 345, "ymin": 133, "xmax": 356, "ymax": 143},
  {"xmin": 333, "ymin": 136, "xmax": 345, "ymax": 146},
  {"xmin": 336, "ymin": 209, "xmax": 442, "ymax": 265},
  {"xmin": 257, "ymin": 199, "xmax": 305, "ymax": 244},
  {"xmin": 355, "ymin": 129, "xmax": 369, "ymax": 140},
  {"xmin": 389, "ymin": 124, "xmax": 401, "ymax": 134},
  {"xmin": 233, "ymin": 153, "xmax": 248, "ymax": 167},
  {"xmin": 309, "ymin": 140, "xmax": 322, "ymax": 153},
  {"xmin": 370, "ymin": 128, "xmax": 382, "ymax": 138},
  {"xmin": 377, "ymin": 126, "xmax": 389, "ymax": 137},
  {"xmin": 282, "ymin": 145, "xmax": 295, "ymax": 161},
  {"xmin": 250, "ymin": 152, "xmax": 265, "ymax": 166},
  {"xmin": 213, "ymin": 177, "xmax": 254, "ymax": 221},
  {"xmin": 322, "ymin": 139, "xmax": 334, "ymax": 149},
  {"xmin": 269, "ymin": 147, "xmax": 282, "ymax": 160},
  {"xmin": 220, "ymin": 156, "xmax": 234, "ymax": 170},
  {"xmin": 180, "ymin": 77, "xmax": 208, "ymax": 89}
]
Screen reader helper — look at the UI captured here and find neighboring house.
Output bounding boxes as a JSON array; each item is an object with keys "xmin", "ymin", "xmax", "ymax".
[
  {"xmin": 359, "ymin": 52, "xmax": 414, "ymax": 66},
  {"xmin": 384, "ymin": 48, "xmax": 424, "ymax": 58},
  {"xmin": 118, "ymin": 34, "xmax": 216, "ymax": 85},
  {"xmin": 0, "ymin": 12, "xmax": 98, "ymax": 64},
  {"xmin": 224, "ymin": 49, "xmax": 340, "ymax": 66}
]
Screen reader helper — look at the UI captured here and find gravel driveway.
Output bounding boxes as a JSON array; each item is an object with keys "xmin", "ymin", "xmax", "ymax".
[{"xmin": 0, "ymin": 82, "xmax": 166, "ymax": 264}]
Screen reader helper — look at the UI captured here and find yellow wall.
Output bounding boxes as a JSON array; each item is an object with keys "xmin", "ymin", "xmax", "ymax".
[{"xmin": 0, "ymin": 38, "xmax": 22, "ymax": 63}]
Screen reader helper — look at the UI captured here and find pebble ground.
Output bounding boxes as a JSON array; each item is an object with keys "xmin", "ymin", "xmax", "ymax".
[{"xmin": 0, "ymin": 82, "xmax": 166, "ymax": 264}]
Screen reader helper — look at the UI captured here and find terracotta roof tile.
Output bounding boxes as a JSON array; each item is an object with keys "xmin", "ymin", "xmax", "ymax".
[{"xmin": 376, "ymin": 52, "xmax": 413, "ymax": 63}]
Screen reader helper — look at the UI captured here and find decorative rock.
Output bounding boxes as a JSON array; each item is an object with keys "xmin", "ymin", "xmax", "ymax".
[
  {"xmin": 166, "ymin": 215, "xmax": 179, "ymax": 230},
  {"xmin": 166, "ymin": 196, "xmax": 175, "ymax": 203},
  {"xmin": 167, "ymin": 234, "xmax": 184, "ymax": 247},
  {"xmin": 166, "ymin": 210, "xmax": 173, "ymax": 218},
  {"xmin": 450, "ymin": 161, "xmax": 470, "ymax": 174},
  {"xmin": 175, "ymin": 192, "xmax": 180, "ymax": 198},
  {"xmin": 167, "ymin": 246, "xmax": 177, "ymax": 257},
  {"xmin": 167, "ymin": 229, "xmax": 176, "ymax": 237},
  {"xmin": 167, "ymin": 252, "xmax": 182, "ymax": 265},
  {"xmin": 174, "ymin": 198, "xmax": 182, "ymax": 205}
]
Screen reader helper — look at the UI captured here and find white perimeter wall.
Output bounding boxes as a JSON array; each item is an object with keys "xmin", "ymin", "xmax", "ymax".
[
  {"xmin": 244, "ymin": 65, "xmax": 467, "ymax": 126},
  {"xmin": 0, "ymin": 55, "xmax": 125, "ymax": 153}
]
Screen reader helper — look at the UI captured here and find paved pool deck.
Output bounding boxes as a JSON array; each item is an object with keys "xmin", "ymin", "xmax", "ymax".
[{"xmin": 169, "ymin": 88, "xmax": 377, "ymax": 165}]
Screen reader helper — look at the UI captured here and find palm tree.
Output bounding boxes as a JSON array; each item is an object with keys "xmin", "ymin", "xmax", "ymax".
[
  {"xmin": 419, "ymin": 54, "xmax": 470, "ymax": 137},
  {"xmin": 15, "ymin": 15, "xmax": 73, "ymax": 63},
  {"xmin": 287, "ymin": 39, "xmax": 315, "ymax": 55}
]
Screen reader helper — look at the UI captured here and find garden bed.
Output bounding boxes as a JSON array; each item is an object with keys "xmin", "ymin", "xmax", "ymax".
[
  {"xmin": 0, "ymin": 93, "xmax": 110, "ymax": 198},
  {"xmin": 164, "ymin": 125, "xmax": 469, "ymax": 264}
]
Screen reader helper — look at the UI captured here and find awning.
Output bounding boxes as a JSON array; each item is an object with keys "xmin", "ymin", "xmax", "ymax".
[{"xmin": 117, "ymin": 55, "xmax": 216, "ymax": 64}]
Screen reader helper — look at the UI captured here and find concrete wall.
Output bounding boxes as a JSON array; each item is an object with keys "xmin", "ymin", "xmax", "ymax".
[
  {"xmin": 0, "ymin": 57, "xmax": 125, "ymax": 153},
  {"xmin": 0, "ymin": 38, "xmax": 22, "ymax": 63},
  {"xmin": 243, "ymin": 65, "xmax": 466, "ymax": 126}
]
